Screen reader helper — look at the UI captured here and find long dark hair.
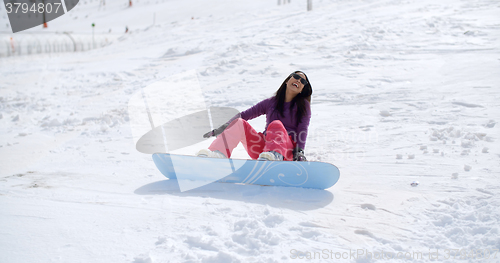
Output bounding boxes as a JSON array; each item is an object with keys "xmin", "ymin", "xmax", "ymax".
[{"xmin": 273, "ymin": 71, "xmax": 313, "ymax": 126}]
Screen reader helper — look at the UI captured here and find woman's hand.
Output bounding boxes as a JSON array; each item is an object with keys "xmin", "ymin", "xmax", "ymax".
[
  {"xmin": 203, "ymin": 123, "xmax": 229, "ymax": 138},
  {"xmin": 293, "ymin": 147, "xmax": 307, "ymax": 161}
]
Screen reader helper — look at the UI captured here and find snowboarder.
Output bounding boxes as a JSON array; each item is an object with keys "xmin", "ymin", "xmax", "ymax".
[{"xmin": 197, "ymin": 71, "xmax": 312, "ymax": 161}]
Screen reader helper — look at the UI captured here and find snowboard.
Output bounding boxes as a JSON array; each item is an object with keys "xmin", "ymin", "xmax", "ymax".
[{"xmin": 152, "ymin": 153, "xmax": 340, "ymax": 191}]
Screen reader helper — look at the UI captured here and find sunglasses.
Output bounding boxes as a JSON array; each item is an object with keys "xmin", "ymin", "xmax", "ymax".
[{"xmin": 290, "ymin": 73, "xmax": 308, "ymax": 85}]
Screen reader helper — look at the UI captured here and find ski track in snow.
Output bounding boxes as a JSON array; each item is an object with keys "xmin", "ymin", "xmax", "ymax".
[{"xmin": 1, "ymin": 0, "xmax": 500, "ymax": 262}]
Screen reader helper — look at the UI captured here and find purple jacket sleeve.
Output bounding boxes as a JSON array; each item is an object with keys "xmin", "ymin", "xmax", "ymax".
[
  {"xmin": 240, "ymin": 98, "xmax": 271, "ymax": 121},
  {"xmin": 224, "ymin": 98, "xmax": 270, "ymax": 125},
  {"xmin": 296, "ymin": 101, "xmax": 311, "ymax": 150}
]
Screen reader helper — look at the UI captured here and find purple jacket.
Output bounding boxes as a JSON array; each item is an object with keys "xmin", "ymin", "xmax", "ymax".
[{"xmin": 239, "ymin": 97, "xmax": 311, "ymax": 149}]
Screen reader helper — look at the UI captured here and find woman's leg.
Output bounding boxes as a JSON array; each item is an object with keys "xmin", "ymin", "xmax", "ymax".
[
  {"xmin": 263, "ymin": 120, "xmax": 296, "ymax": 161},
  {"xmin": 208, "ymin": 118, "xmax": 265, "ymax": 159}
]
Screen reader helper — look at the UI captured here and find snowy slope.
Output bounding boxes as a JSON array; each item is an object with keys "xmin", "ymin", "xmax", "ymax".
[
  {"xmin": 1, "ymin": 0, "xmax": 500, "ymax": 262},
  {"xmin": 1, "ymin": 0, "xmax": 277, "ymax": 34}
]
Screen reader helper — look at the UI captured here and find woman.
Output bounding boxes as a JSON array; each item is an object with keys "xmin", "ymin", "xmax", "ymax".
[{"xmin": 198, "ymin": 71, "xmax": 312, "ymax": 161}]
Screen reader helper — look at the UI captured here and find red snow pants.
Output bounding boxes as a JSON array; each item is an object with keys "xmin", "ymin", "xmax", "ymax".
[{"xmin": 208, "ymin": 118, "xmax": 296, "ymax": 161}]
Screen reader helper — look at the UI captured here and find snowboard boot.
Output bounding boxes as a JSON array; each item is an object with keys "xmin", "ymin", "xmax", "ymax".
[
  {"xmin": 257, "ymin": 151, "xmax": 284, "ymax": 161},
  {"xmin": 196, "ymin": 149, "xmax": 227, "ymax": 158}
]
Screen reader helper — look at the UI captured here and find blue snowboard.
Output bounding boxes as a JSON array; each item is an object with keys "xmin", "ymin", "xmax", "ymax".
[{"xmin": 152, "ymin": 153, "xmax": 340, "ymax": 191}]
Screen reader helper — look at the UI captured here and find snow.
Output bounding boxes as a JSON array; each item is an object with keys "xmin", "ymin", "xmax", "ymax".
[{"xmin": 1, "ymin": 0, "xmax": 500, "ymax": 262}]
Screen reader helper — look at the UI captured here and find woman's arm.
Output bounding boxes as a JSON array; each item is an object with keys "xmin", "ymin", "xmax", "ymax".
[
  {"xmin": 203, "ymin": 98, "xmax": 272, "ymax": 138},
  {"xmin": 295, "ymin": 101, "xmax": 311, "ymax": 150},
  {"xmin": 240, "ymin": 98, "xmax": 272, "ymax": 121}
]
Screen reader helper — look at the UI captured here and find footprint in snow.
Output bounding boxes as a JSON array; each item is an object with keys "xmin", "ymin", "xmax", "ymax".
[
  {"xmin": 361, "ymin": 204, "xmax": 377, "ymax": 211},
  {"xmin": 263, "ymin": 214, "xmax": 284, "ymax": 228}
]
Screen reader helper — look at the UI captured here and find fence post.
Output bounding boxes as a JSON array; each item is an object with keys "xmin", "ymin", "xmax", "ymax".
[
  {"xmin": 36, "ymin": 39, "xmax": 41, "ymax": 54},
  {"xmin": 64, "ymin": 32, "xmax": 77, "ymax": 52},
  {"xmin": 307, "ymin": 0, "xmax": 312, "ymax": 11},
  {"xmin": 10, "ymin": 37, "xmax": 15, "ymax": 54},
  {"xmin": 18, "ymin": 39, "xmax": 22, "ymax": 55},
  {"xmin": 92, "ymin": 23, "xmax": 95, "ymax": 49},
  {"xmin": 7, "ymin": 41, "xmax": 11, "ymax": 56}
]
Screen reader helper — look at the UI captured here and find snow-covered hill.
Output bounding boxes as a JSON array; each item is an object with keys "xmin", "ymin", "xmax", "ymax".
[{"xmin": 1, "ymin": 0, "xmax": 499, "ymax": 262}]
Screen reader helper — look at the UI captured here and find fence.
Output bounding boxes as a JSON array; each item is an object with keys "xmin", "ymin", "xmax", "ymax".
[
  {"xmin": 0, "ymin": 32, "xmax": 122, "ymax": 57},
  {"xmin": 278, "ymin": 0, "xmax": 312, "ymax": 11}
]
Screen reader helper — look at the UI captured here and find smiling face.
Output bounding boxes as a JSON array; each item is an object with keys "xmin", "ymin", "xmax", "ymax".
[{"xmin": 286, "ymin": 72, "xmax": 306, "ymax": 96}]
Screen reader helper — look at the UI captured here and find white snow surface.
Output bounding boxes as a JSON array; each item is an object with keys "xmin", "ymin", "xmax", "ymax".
[{"xmin": 1, "ymin": 0, "xmax": 500, "ymax": 262}]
